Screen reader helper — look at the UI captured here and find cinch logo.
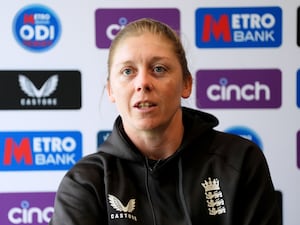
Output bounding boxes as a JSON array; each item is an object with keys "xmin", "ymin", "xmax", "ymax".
[
  {"xmin": 13, "ymin": 4, "xmax": 61, "ymax": 52},
  {"xmin": 224, "ymin": 126, "xmax": 263, "ymax": 150},
  {"xmin": 0, "ymin": 70, "xmax": 81, "ymax": 110},
  {"xmin": 95, "ymin": 8, "xmax": 180, "ymax": 48},
  {"xmin": 196, "ymin": 69, "xmax": 281, "ymax": 109},
  {"xmin": 297, "ymin": 69, "xmax": 300, "ymax": 108},
  {"xmin": 0, "ymin": 192, "xmax": 55, "ymax": 225},
  {"xmin": 97, "ymin": 130, "xmax": 112, "ymax": 148},
  {"xmin": 195, "ymin": 7, "xmax": 282, "ymax": 48},
  {"xmin": 0, "ymin": 131, "xmax": 82, "ymax": 171}
]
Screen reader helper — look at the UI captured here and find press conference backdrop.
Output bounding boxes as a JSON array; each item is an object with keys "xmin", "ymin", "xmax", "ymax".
[{"xmin": 0, "ymin": 0, "xmax": 298, "ymax": 224}]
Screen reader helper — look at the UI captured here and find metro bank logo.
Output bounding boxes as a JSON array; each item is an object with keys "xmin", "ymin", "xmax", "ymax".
[
  {"xmin": 196, "ymin": 69, "xmax": 281, "ymax": 109},
  {"xmin": 95, "ymin": 8, "xmax": 180, "ymax": 48},
  {"xmin": 0, "ymin": 131, "xmax": 82, "ymax": 171},
  {"xmin": 195, "ymin": 7, "xmax": 282, "ymax": 48}
]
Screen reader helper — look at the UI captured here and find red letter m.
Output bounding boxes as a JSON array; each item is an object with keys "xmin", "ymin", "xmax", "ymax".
[
  {"xmin": 3, "ymin": 138, "xmax": 33, "ymax": 165},
  {"xmin": 23, "ymin": 14, "xmax": 35, "ymax": 24},
  {"xmin": 202, "ymin": 14, "xmax": 231, "ymax": 42}
]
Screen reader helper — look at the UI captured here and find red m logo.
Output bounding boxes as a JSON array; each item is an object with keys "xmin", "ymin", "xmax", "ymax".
[
  {"xmin": 3, "ymin": 138, "xmax": 33, "ymax": 165},
  {"xmin": 202, "ymin": 14, "xmax": 232, "ymax": 42}
]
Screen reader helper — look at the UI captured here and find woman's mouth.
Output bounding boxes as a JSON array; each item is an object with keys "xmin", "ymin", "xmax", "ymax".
[{"xmin": 135, "ymin": 102, "xmax": 156, "ymax": 109}]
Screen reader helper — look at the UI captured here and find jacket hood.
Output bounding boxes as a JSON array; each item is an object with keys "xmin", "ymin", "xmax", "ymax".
[{"xmin": 99, "ymin": 107, "xmax": 219, "ymax": 161}]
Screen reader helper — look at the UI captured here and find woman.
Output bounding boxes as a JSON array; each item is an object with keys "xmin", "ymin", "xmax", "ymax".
[{"xmin": 49, "ymin": 18, "xmax": 280, "ymax": 225}]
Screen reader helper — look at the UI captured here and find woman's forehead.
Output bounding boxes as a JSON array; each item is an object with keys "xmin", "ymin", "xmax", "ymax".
[
  {"xmin": 121, "ymin": 31, "xmax": 170, "ymax": 44},
  {"xmin": 113, "ymin": 46, "xmax": 175, "ymax": 67},
  {"xmin": 114, "ymin": 33, "xmax": 174, "ymax": 55}
]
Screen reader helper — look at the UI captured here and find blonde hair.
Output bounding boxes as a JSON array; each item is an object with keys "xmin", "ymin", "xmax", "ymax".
[{"xmin": 107, "ymin": 18, "xmax": 191, "ymax": 81}]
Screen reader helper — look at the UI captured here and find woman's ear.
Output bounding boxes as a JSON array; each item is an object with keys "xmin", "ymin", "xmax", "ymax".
[
  {"xmin": 181, "ymin": 75, "xmax": 193, "ymax": 99},
  {"xmin": 106, "ymin": 81, "xmax": 116, "ymax": 103}
]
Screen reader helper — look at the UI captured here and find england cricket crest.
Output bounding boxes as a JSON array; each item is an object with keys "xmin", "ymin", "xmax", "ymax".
[{"xmin": 201, "ymin": 177, "xmax": 226, "ymax": 216}]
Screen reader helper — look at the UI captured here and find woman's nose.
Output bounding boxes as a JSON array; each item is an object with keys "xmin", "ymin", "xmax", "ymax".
[{"xmin": 135, "ymin": 70, "xmax": 153, "ymax": 92}]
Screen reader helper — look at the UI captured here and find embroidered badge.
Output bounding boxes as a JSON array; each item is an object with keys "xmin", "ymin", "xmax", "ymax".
[
  {"xmin": 108, "ymin": 194, "xmax": 137, "ymax": 221},
  {"xmin": 201, "ymin": 177, "xmax": 226, "ymax": 216}
]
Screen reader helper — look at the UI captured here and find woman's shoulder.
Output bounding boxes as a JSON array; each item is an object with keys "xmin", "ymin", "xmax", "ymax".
[{"xmin": 209, "ymin": 130, "xmax": 266, "ymax": 171}]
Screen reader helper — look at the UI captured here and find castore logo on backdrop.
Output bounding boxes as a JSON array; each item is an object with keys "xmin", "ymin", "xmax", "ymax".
[
  {"xmin": 13, "ymin": 4, "xmax": 61, "ymax": 52},
  {"xmin": 0, "ymin": 131, "xmax": 82, "ymax": 171},
  {"xmin": 196, "ymin": 69, "xmax": 281, "ymax": 109},
  {"xmin": 0, "ymin": 192, "xmax": 55, "ymax": 225},
  {"xmin": 195, "ymin": 7, "xmax": 282, "ymax": 48},
  {"xmin": 0, "ymin": 71, "xmax": 81, "ymax": 110},
  {"xmin": 95, "ymin": 8, "xmax": 180, "ymax": 48}
]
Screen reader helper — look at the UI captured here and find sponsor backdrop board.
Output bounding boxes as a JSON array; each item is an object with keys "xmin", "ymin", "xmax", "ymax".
[{"xmin": 0, "ymin": 1, "xmax": 298, "ymax": 224}]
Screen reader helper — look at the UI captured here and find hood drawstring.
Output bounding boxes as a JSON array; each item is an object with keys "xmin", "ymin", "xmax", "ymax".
[
  {"xmin": 178, "ymin": 157, "xmax": 193, "ymax": 225},
  {"xmin": 145, "ymin": 158, "xmax": 157, "ymax": 225}
]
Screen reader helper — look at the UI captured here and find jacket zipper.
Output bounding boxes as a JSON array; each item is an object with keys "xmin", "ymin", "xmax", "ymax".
[{"xmin": 144, "ymin": 157, "xmax": 157, "ymax": 225}]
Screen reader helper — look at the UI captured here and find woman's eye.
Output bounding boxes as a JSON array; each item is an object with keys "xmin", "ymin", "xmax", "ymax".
[
  {"xmin": 122, "ymin": 68, "xmax": 132, "ymax": 76},
  {"xmin": 153, "ymin": 66, "xmax": 166, "ymax": 74}
]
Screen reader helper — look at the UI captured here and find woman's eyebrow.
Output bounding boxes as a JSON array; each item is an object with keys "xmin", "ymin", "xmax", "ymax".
[
  {"xmin": 115, "ymin": 60, "xmax": 134, "ymax": 67},
  {"xmin": 148, "ymin": 56, "xmax": 171, "ymax": 63}
]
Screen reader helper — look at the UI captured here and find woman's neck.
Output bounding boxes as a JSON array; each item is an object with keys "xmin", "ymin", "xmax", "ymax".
[{"xmin": 124, "ymin": 112, "xmax": 184, "ymax": 160}]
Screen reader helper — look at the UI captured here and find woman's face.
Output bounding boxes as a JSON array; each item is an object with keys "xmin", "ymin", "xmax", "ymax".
[{"xmin": 107, "ymin": 32, "xmax": 192, "ymax": 133}]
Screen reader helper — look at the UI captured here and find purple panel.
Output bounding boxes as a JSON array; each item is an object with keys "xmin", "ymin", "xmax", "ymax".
[
  {"xmin": 196, "ymin": 69, "xmax": 281, "ymax": 108},
  {"xmin": 0, "ymin": 192, "xmax": 55, "ymax": 225},
  {"xmin": 95, "ymin": 8, "xmax": 180, "ymax": 48}
]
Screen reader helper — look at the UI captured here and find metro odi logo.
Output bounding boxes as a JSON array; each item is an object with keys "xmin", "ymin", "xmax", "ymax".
[
  {"xmin": 196, "ymin": 7, "xmax": 282, "ymax": 48},
  {"xmin": 0, "ymin": 131, "xmax": 82, "ymax": 171},
  {"xmin": 13, "ymin": 4, "xmax": 61, "ymax": 52}
]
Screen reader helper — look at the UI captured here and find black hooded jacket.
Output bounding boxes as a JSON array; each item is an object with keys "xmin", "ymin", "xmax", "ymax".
[{"xmin": 49, "ymin": 107, "xmax": 280, "ymax": 225}]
